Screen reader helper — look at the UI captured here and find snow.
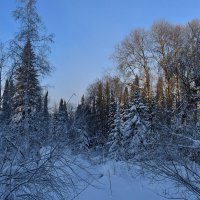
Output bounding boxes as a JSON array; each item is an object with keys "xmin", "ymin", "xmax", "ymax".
[{"xmin": 77, "ymin": 161, "xmax": 168, "ymax": 200}]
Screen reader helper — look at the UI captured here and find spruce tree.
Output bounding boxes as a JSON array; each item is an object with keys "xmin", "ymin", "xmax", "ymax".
[
  {"xmin": 2, "ymin": 80, "xmax": 11, "ymax": 121},
  {"xmin": 52, "ymin": 98, "xmax": 69, "ymax": 142},
  {"xmin": 43, "ymin": 91, "xmax": 49, "ymax": 120},
  {"xmin": 108, "ymin": 100, "xmax": 124, "ymax": 160},
  {"xmin": 86, "ymin": 96, "xmax": 97, "ymax": 147},
  {"xmin": 130, "ymin": 75, "xmax": 139, "ymax": 101},
  {"xmin": 123, "ymin": 92, "xmax": 148, "ymax": 160},
  {"xmin": 73, "ymin": 99, "xmax": 90, "ymax": 151},
  {"xmin": 122, "ymin": 86, "xmax": 129, "ymax": 109},
  {"xmin": 96, "ymin": 82, "xmax": 106, "ymax": 145},
  {"xmin": 13, "ymin": 40, "xmax": 41, "ymax": 122},
  {"xmin": 81, "ymin": 95, "xmax": 85, "ymax": 105}
]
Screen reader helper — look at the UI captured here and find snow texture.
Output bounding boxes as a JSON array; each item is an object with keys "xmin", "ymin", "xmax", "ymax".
[{"xmin": 77, "ymin": 161, "xmax": 168, "ymax": 200}]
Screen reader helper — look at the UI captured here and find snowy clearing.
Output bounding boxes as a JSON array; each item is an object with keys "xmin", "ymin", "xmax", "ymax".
[{"xmin": 77, "ymin": 161, "xmax": 169, "ymax": 200}]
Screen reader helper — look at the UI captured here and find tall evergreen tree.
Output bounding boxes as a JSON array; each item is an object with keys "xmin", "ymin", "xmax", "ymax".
[
  {"xmin": 108, "ymin": 100, "xmax": 124, "ymax": 160},
  {"xmin": 72, "ymin": 96, "xmax": 90, "ymax": 151},
  {"xmin": 122, "ymin": 86, "xmax": 129, "ymax": 109},
  {"xmin": 11, "ymin": 40, "xmax": 41, "ymax": 155},
  {"xmin": 123, "ymin": 92, "xmax": 148, "ymax": 159},
  {"xmin": 39, "ymin": 91, "xmax": 49, "ymax": 142},
  {"xmin": 87, "ymin": 96, "xmax": 97, "ymax": 147},
  {"xmin": 52, "ymin": 98, "xmax": 69, "ymax": 142},
  {"xmin": 43, "ymin": 91, "xmax": 49, "ymax": 120},
  {"xmin": 2, "ymin": 80, "xmax": 11, "ymax": 121},
  {"xmin": 130, "ymin": 75, "xmax": 140, "ymax": 101},
  {"xmin": 96, "ymin": 82, "xmax": 106, "ymax": 145},
  {"xmin": 13, "ymin": 40, "xmax": 41, "ymax": 122}
]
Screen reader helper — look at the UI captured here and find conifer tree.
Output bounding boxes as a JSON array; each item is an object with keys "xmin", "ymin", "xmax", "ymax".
[
  {"xmin": 81, "ymin": 94, "xmax": 85, "ymax": 105},
  {"xmin": 73, "ymin": 98, "xmax": 90, "ymax": 151},
  {"xmin": 108, "ymin": 100, "xmax": 124, "ymax": 160},
  {"xmin": 122, "ymin": 86, "xmax": 129, "ymax": 109},
  {"xmin": 11, "ymin": 40, "xmax": 42, "ymax": 156},
  {"xmin": 52, "ymin": 98, "xmax": 69, "ymax": 142},
  {"xmin": 13, "ymin": 40, "xmax": 41, "ymax": 123},
  {"xmin": 130, "ymin": 75, "xmax": 140, "ymax": 101},
  {"xmin": 38, "ymin": 91, "xmax": 49, "ymax": 142},
  {"xmin": 2, "ymin": 80, "xmax": 11, "ymax": 121},
  {"xmin": 43, "ymin": 91, "xmax": 49, "ymax": 120},
  {"xmin": 123, "ymin": 92, "xmax": 148, "ymax": 159},
  {"xmin": 96, "ymin": 82, "xmax": 106, "ymax": 145},
  {"xmin": 86, "ymin": 96, "xmax": 97, "ymax": 147},
  {"xmin": 120, "ymin": 87, "xmax": 130, "ymax": 125},
  {"xmin": 1, "ymin": 79, "xmax": 15, "ymax": 122}
]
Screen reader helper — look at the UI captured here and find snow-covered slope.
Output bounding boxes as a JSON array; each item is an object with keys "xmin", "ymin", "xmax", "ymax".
[{"xmin": 77, "ymin": 161, "xmax": 168, "ymax": 200}]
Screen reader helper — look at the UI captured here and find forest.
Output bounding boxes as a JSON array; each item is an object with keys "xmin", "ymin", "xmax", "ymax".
[{"xmin": 1, "ymin": 0, "xmax": 200, "ymax": 200}]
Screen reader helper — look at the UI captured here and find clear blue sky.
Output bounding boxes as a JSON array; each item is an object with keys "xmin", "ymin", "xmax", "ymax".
[{"xmin": 1, "ymin": 0, "xmax": 200, "ymax": 106}]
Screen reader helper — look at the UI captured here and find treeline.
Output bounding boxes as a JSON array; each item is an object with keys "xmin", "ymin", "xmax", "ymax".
[
  {"xmin": 73, "ymin": 20, "xmax": 200, "ymax": 199},
  {"xmin": 74, "ymin": 19, "xmax": 200, "ymax": 150}
]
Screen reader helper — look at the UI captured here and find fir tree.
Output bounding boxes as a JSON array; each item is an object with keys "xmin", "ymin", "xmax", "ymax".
[
  {"xmin": 123, "ymin": 92, "xmax": 148, "ymax": 159},
  {"xmin": 52, "ymin": 98, "xmax": 69, "ymax": 142},
  {"xmin": 13, "ymin": 40, "xmax": 41, "ymax": 121},
  {"xmin": 108, "ymin": 100, "xmax": 124, "ymax": 160},
  {"xmin": 122, "ymin": 86, "xmax": 129, "ymax": 109},
  {"xmin": 96, "ymin": 82, "xmax": 106, "ymax": 145},
  {"xmin": 43, "ymin": 91, "xmax": 49, "ymax": 120},
  {"xmin": 86, "ymin": 96, "xmax": 97, "ymax": 147},
  {"xmin": 130, "ymin": 75, "xmax": 140, "ymax": 101},
  {"xmin": 81, "ymin": 94, "xmax": 85, "ymax": 105},
  {"xmin": 1, "ymin": 79, "xmax": 15, "ymax": 122},
  {"xmin": 1, "ymin": 80, "xmax": 11, "ymax": 122},
  {"xmin": 73, "ymin": 99, "xmax": 90, "ymax": 151}
]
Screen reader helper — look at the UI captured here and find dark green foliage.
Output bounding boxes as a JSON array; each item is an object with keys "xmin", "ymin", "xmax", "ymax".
[
  {"xmin": 43, "ymin": 91, "xmax": 49, "ymax": 120},
  {"xmin": 108, "ymin": 100, "xmax": 124, "ymax": 160},
  {"xmin": 2, "ymin": 80, "xmax": 11, "ymax": 121},
  {"xmin": 14, "ymin": 40, "xmax": 41, "ymax": 118},
  {"xmin": 96, "ymin": 82, "xmax": 106, "ymax": 145},
  {"xmin": 50, "ymin": 98, "xmax": 69, "ymax": 142}
]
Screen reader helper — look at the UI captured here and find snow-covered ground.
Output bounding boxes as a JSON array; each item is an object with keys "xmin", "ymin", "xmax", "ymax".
[{"xmin": 77, "ymin": 161, "xmax": 169, "ymax": 200}]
